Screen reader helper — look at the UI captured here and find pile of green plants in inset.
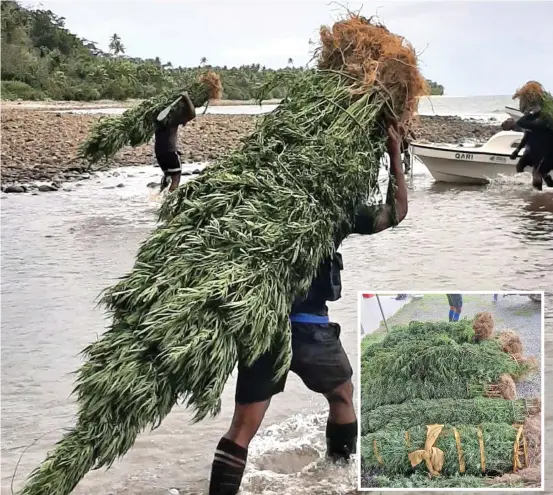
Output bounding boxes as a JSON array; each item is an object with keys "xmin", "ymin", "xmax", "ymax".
[
  {"xmin": 19, "ymin": 15, "xmax": 429, "ymax": 495},
  {"xmin": 360, "ymin": 316, "xmax": 541, "ymax": 488},
  {"xmin": 362, "ymin": 337, "xmax": 532, "ymax": 410}
]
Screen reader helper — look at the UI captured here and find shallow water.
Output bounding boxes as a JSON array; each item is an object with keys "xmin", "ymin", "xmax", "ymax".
[{"xmin": 1, "ymin": 157, "xmax": 552, "ymax": 493}]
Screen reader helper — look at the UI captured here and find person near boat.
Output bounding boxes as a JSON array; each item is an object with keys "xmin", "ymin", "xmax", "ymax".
[
  {"xmin": 509, "ymin": 107, "xmax": 553, "ymax": 190},
  {"xmin": 208, "ymin": 121, "xmax": 408, "ymax": 495},
  {"xmin": 446, "ymin": 294, "xmax": 463, "ymax": 321},
  {"xmin": 154, "ymin": 92, "xmax": 196, "ymax": 193}
]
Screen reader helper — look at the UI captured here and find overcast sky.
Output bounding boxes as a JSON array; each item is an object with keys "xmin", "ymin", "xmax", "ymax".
[{"xmin": 22, "ymin": 0, "xmax": 553, "ymax": 96}]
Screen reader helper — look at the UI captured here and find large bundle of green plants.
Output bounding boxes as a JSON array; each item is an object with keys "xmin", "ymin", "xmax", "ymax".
[
  {"xmin": 361, "ymin": 338, "xmax": 533, "ymax": 410},
  {"xmin": 362, "ymin": 397, "xmax": 538, "ymax": 434},
  {"xmin": 19, "ymin": 15, "xmax": 428, "ymax": 495},
  {"xmin": 362, "ymin": 320, "xmax": 476, "ymax": 360},
  {"xmin": 361, "ymin": 423, "xmax": 527, "ymax": 477}
]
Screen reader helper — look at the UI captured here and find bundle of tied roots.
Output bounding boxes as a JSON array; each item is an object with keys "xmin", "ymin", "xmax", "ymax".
[
  {"xmin": 361, "ymin": 422, "xmax": 530, "ymax": 477},
  {"xmin": 78, "ymin": 71, "xmax": 223, "ymax": 163},
  {"xmin": 361, "ymin": 337, "xmax": 536, "ymax": 410},
  {"xmin": 19, "ymin": 15, "xmax": 427, "ymax": 495},
  {"xmin": 512, "ymin": 80, "xmax": 553, "ymax": 129}
]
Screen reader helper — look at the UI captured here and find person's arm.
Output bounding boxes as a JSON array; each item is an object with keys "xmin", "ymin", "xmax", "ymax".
[
  {"xmin": 353, "ymin": 122, "xmax": 408, "ymax": 234},
  {"xmin": 177, "ymin": 92, "xmax": 196, "ymax": 125},
  {"xmin": 511, "ymin": 132, "xmax": 527, "ymax": 159}
]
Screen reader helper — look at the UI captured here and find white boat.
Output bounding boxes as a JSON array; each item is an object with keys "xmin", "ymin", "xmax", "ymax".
[
  {"xmin": 505, "ymin": 105, "xmax": 522, "ymax": 119},
  {"xmin": 411, "ymin": 131, "xmax": 524, "ymax": 184}
]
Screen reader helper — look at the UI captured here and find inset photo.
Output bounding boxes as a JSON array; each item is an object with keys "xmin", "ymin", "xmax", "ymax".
[{"xmin": 358, "ymin": 292, "xmax": 544, "ymax": 491}]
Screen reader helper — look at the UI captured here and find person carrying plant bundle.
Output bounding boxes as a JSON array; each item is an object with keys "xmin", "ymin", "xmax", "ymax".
[
  {"xmin": 20, "ymin": 16, "xmax": 428, "ymax": 495},
  {"xmin": 511, "ymin": 109, "xmax": 553, "ymax": 190},
  {"xmin": 154, "ymin": 92, "xmax": 196, "ymax": 193},
  {"xmin": 511, "ymin": 81, "xmax": 553, "ymax": 190},
  {"xmin": 446, "ymin": 293, "xmax": 463, "ymax": 321},
  {"xmin": 208, "ymin": 121, "xmax": 408, "ymax": 495}
]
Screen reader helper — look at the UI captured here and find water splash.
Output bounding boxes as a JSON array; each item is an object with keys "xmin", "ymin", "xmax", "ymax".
[{"xmin": 241, "ymin": 413, "xmax": 357, "ymax": 495}]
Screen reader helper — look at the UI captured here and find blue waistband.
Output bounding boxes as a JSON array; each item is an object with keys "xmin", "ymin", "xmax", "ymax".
[{"xmin": 289, "ymin": 313, "xmax": 330, "ymax": 324}]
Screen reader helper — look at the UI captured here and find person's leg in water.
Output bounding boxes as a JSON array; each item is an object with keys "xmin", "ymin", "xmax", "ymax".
[
  {"xmin": 516, "ymin": 153, "xmax": 532, "ymax": 174},
  {"xmin": 290, "ymin": 322, "xmax": 357, "ymax": 462},
  {"xmin": 160, "ymin": 173, "xmax": 171, "ymax": 192},
  {"xmin": 209, "ymin": 352, "xmax": 287, "ymax": 495},
  {"xmin": 532, "ymin": 166, "xmax": 544, "ymax": 191},
  {"xmin": 158, "ymin": 151, "xmax": 182, "ymax": 193},
  {"xmin": 537, "ymin": 155, "xmax": 553, "ymax": 188}
]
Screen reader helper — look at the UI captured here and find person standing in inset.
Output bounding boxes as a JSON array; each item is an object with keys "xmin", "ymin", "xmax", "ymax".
[{"xmin": 446, "ymin": 294, "xmax": 463, "ymax": 321}]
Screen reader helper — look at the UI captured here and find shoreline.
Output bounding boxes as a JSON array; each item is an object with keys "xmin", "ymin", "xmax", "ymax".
[
  {"xmin": 1, "ymin": 108, "xmax": 502, "ymax": 192},
  {"xmin": 0, "ymin": 98, "xmax": 283, "ymax": 111}
]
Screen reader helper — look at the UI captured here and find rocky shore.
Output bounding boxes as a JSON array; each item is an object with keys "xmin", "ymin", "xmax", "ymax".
[{"xmin": 1, "ymin": 107, "xmax": 501, "ymax": 192}]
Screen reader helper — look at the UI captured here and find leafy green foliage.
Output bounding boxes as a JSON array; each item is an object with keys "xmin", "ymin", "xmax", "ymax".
[
  {"xmin": 361, "ymin": 337, "xmax": 529, "ymax": 410},
  {"xmin": 1, "ymin": 1, "xmax": 445, "ymax": 102},
  {"xmin": 362, "ymin": 397, "xmax": 534, "ymax": 434},
  {"xmin": 362, "ymin": 423, "xmax": 519, "ymax": 476}
]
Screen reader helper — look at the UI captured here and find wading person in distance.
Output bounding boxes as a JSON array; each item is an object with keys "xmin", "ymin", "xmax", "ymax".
[
  {"xmin": 208, "ymin": 121, "xmax": 409, "ymax": 495},
  {"xmin": 506, "ymin": 108, "xmax": 553, "ymax": 190},
  {"xmin": 446, "ymin": 293, "xmax": 463, "ymax": 322},
  {"xmin": 155, "ymin": 92, "xmax": 196, "ymax": 193}
]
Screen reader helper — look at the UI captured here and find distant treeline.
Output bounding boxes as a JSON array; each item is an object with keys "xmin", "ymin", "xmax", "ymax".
[{"xmin": 1, "ymin": 1, "xmax": 445, "ymax": 101}]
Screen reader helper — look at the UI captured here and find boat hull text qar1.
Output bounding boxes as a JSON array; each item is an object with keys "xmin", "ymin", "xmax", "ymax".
[{"xmin": 411, "ymin": 131, "xmax": 525, "ymax": 184}]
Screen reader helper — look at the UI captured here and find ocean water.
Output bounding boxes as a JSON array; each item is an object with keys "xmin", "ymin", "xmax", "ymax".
[{"xmin": 48, "ymin": 94, "xmax": 516, "ymax": 121}]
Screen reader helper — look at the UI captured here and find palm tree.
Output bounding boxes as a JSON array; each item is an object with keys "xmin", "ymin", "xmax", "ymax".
[
  {"xmin": 200, "ymin": 56, "xmax": 207, "ymax": 67},
  {"xmin": 287, "ymin": 57, "xmax": 294, "ymax": 67},
  {"xmin": 108, "ymin": 33, "xmax": 125, "ymax": 56}
]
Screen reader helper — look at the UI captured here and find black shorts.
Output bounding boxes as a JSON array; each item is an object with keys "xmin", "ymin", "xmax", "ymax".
[
  {"xmin": 156, "ymin": 151, "xmax": 182, "ymax": 177},
  {"xmin": 447, "ymin": 294, "xmax": 463, "ymax": 308},
  {"xmin": 235, "ymin": 322, "xmax": 353, "ymax": 404}
]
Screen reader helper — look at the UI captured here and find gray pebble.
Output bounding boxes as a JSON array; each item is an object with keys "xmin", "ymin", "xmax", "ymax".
[
  {"xmin": 38, "ymin": 184, "xmax": 58, "ymax": 192},
  {"xmin": 4, "ymin": 185, "xmax": 26, "ymax": 193}
]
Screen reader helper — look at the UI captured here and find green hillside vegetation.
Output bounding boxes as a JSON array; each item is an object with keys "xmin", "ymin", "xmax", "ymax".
[{"xmin": 1, "ymin": 1, "xmax": 445, "ymax": 101}]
